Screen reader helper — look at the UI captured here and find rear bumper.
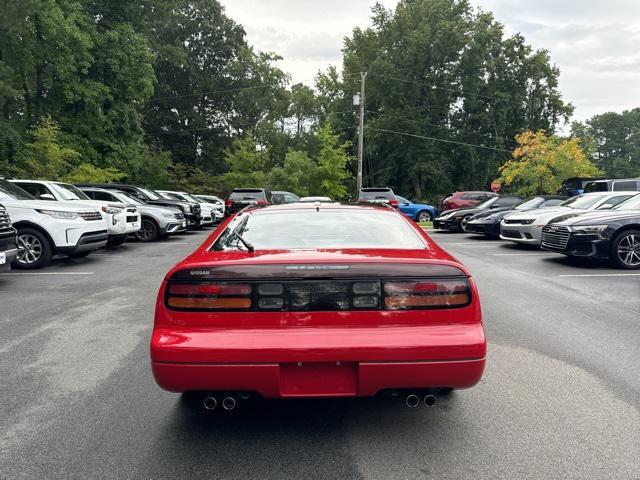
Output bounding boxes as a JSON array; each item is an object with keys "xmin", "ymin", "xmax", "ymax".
[
  {"xmin": 0, "ymin": 247, "xmax": 18, "ymax": 272},
  {"xmin": 150, "ymin": 323, "xmax": 486, "ymax": 397}
]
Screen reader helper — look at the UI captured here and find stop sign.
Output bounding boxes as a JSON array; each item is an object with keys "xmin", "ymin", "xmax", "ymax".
[{"xmin": 491, "ymin": 182, "xmax": 501, "ymax": 193}]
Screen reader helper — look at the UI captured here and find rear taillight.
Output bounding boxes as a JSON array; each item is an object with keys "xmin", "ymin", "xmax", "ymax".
[
  {"xmin": 389, "ymin": 199, "xmax": 399, "ymax": 208},
  {"xmin": 166, "ymin": 282, "xmax": 252, "ymax": 311},
  {"xmin": 383, "ymin": 279, "xmax": 470, "ymax": 310},
  {"xmin": 225, "ymin": 200, "xmax": 234, "ymax": 208},
  {"xmin": 256, "ymin": 200, "xmax": 268, "ymax": 205}
]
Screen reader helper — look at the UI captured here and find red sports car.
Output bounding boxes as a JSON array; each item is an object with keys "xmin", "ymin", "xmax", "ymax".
[{"xmin": 151, "ymin": 203, "xmax": 486, "ymax": 410}]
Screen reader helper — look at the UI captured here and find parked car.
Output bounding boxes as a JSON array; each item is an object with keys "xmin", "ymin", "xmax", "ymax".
[
  {"xmin": 0, "ymin": 179, "xmax": 107, "ymax": 269},
  {"xmin": 271, "ymin": 191, "xmax": 300, "ymax": 204},
  {"xmin": 465, "ymin": 196, "xmax": 567, "ymax": 238},
  {"xmin": 80, "ymin": 188, "xmax": 186, "ymax": 242},
  {"xmin": 558, "ymin": 177, "xmax": 604, "ymax": 197},
  {"xmin": 434, "ymin": 195, "xmax": 523, "ymax": 232},
  {"xmin": 0, "ymin": 203, "xmax": 18, "ymax": 272},
  {"xmin": 225, "ymin": 188, "xmax": 272, "ymax": 217},
  {"xmin": 584, "ymin": 178, "xmax": 640, "ymax": 193},
  {"xmin": 440, "ymin": 191, "xmax": 498, "ymax": 211},
  {"xmin": 299, "ymin": 196, "xmax": 333, "ymax": 203},
  {"xmin": 194, "ymin": 194, "xmax": 225, "ymax": 218},
  {"xmin": 150, "ymin": 203, "xmax": 486, "ymax": 409},
  {"xmin": 396, "ymin": 196, "xmax": 438, "ymax": 223},
  {"xmin": 76, "ymin": 183, "xmax": 202, "ymax": 229},
  {"xmin": 500, "ymin": 192, "xmax": 636, "ymax": 246},
  {"xmin": 356, "ymin": 187, "xmax": 399, "ymax": 208},
  {"xmin": 157, "ymin": 190, "xmax": 217, "ymax": 227},
  {"xmin": 541, "ymin": 194, "xmax": 640, "ymax": 269},
  {"xmin": 12, "ymin": 179, "xmax": 140, "ymax": 247}
]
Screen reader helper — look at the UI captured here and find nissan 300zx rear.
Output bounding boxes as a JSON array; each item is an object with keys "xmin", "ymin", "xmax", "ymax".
[{"xmin": 151, "ymin": 204, "xmax": 486, "ymax": 408}]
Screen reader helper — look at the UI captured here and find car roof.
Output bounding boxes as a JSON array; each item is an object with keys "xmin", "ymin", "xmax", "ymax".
[
  {"xmin": 360, "ymin": 187, "xmax": 393, "ymax": 192},
  {"xmin": 232, "ymin": 188, "xmax": 264, "ymax": 192}
]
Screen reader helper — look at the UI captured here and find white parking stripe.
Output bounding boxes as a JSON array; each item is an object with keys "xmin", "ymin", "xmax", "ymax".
[
  {"xmin": 559, "ymin": 273, "xmax": 640, "ymax": 278},
  {"xmin": 0, "ymin": 272, "xmax": 94, "ymax": 276},
  {"xmin": 492, "ymin": 253, "xmax": 551, "ymax": 256}
]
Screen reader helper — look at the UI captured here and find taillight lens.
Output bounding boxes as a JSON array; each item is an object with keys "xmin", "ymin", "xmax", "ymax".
[
  {"xmin": 383, "ymin": 279, "xmax": 471, "ymax": 310},
  {"xmin": 166, "ymin": 282, "xmax": 252, "ymax": 311},
  {"xmin": 389, "ymin": 199, "xmax": 399, "ymax": 208},
  {"xmin": 256, "ymin": 200, "xmax": 268, "ymax": 205}
]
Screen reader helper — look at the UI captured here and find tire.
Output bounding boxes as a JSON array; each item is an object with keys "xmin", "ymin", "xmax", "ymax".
[
  {"xmin": 107, "ymin": 236, "xmax": 126, "ymax": 248},
  {"xmin": 137, "ymin": 218, "xmax": 159, "ymax": 242},
  {"xmin": 610, "ymin": 229, "xmax": 640, "ymax": 269},
  {"xmin": 416, "ymin": 210, "xmax": 433, "ymax": 223},
  {"xmin": 460, "ymin": 216, "xmax": 472, "ymax": 232},
  {"xmin": 13, "ymin": 228, "xmax": 53, "ymax": 270}
]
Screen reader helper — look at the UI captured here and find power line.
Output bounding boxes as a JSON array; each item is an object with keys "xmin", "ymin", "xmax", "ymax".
[
  {"xmin": 365, "ymin": 126, "xmax": 513, "ymax": 153},
  {"xmin": 367, "ymin": 72, "xmax": 512, "ymax": 104},
  {"xmin": 365, "ymin": 110, "xmax": 517, "ymax": 146}
]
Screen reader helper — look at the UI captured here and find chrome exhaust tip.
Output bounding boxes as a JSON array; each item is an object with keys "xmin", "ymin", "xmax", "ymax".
[
  {"xmin": 424, "ymin": 394, "xmax": 437, "ymax": 408},
  {"xmin": 203, "ymin": 396, "xmax": 218, "ymax": 411},
  {"xmin": 405, "ymin": 394, "xmax": 420, "ymax": 408},
  {"xmin": 222, "ymin": 396, "xmax": 237, "ymax": 411}
]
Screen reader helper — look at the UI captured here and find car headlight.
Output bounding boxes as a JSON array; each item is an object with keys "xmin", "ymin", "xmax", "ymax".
[
  {"xmin": 101, "ymin": 206, "xmax": 123, "ymax": 215},
  {"xmin": 162, "ymin": 212, "xmax": 177, "ymax": 219},
  {"xmin": 570, "ymin": 225, "xmax": 608, "ymax": 236},
  {"xmin": 184, "ymin": 204, "xmax": 192, "ymax": 213},
  {"xmin": 36, "ymin": 209, "xmax": 79, "ymax": 220}
]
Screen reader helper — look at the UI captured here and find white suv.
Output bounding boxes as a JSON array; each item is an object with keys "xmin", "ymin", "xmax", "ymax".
[
  {"xmin": 11, "ymin": 180, "xmax": 141, "ymax": 247},
  {"xmin": 0, "ymin": 179, "xmax": 108, "ymax": 269},
  {"xmin": 156, "ymin": 190, "xmax": 220, "ymax": 225}
]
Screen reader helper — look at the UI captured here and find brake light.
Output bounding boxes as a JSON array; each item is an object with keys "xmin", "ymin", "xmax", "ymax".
[
  {"xmin": 383, "ymin": 279, "xmax": 470, "ymax": 310},
  {"xmin": 225, "ymin": 200, "xmax": 234, "ymax": 208},
  {"xmin": 256, "ymin": 200, "xmax": 268, "ymax": 205},
  {"xmin": 166, "ymin": 282, "xmax": 252, "ymax": 310},
  {"xmin": 389, "ymin": 199, "xmax": 399, "ymax": 208}
]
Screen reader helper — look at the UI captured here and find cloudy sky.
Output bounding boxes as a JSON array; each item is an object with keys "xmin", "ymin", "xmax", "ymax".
[{"xmin": 220, "ymin": 0, "xmax": 640, "ymax": 121}]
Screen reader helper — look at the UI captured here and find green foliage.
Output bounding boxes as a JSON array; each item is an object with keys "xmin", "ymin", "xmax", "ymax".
[
  {"xmin": 314, "ymin": 124, "xmax": 352, "ymax": 199},
  {"xmin": 220, "ymin": 136, "xmax": 268, "ymax": 192},
  {"xmin": 17, "ymin": 117, "xmax": 80, "ymax": 179},
  {"xmin": 498, "ymin": 130, "xmax": 602, "ymax": 196},
  {"xmin": 64, "ymin": 163, "xmax": 125, "ymax": 183},
  {"xmin": 268, "ymin": 150, "xmax": 316, "ymax": 197},
  {"xmin": 571, "ymin": 109, "xmax": 640, "ymax": 178}
]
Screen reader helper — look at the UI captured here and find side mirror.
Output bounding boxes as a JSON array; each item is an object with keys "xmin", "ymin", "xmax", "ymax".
[
  {"xmin": 39, "ymin": 193, "xmax": 56, "ymax": 201},
  {"xmin": 597, "ymin": 204, "xmax": 613, "ymax": 210}
]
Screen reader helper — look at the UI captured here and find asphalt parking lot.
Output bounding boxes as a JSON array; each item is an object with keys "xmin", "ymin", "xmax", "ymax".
[{"xmin": 1, "ymin": 228, "xmax": 639, "ymax": 480}]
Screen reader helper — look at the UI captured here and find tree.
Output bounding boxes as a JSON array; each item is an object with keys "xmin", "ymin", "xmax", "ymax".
[
  {"xmin": 497, "ymin": 130, "xmax": 601, "ymax": 196},
  {"xmin": 313, "ymin": 124, "xmax": 353, "ymax": 199},
  {"xmin": 338, "ymin": 0, "xmax": 573, "ymax": 198},
  {"xmin": 220, "ymin": 136, "xmax": 268, "ymax": 192}
]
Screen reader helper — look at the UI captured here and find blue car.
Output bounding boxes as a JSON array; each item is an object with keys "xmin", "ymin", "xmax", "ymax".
[{"xmin": 396, "ymin": 196, "xmax": 438, "ymax": 222}]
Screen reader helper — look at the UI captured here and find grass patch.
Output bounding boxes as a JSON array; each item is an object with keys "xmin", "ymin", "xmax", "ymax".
[{"xmin": 418, "ymin": 221, "xmax": 433, "ymax": 228}]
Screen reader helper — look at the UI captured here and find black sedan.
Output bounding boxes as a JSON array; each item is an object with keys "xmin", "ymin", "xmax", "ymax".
[
  {"xmin": 465, "ymin": 195, "xmax": 567, "ymax": 238},
  {"xmin": 433, "ymin": 195, "xmax": 522, "ymax": 232},
  {"xmin": 541, "ymin": 194, "xmax": 640, "ymax": 269}
]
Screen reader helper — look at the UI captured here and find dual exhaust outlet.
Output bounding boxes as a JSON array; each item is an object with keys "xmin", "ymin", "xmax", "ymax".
[
  {"xmin": 203, "ymin": 393, "xmax": 250, "ymax": 411},
  {"xmin": 405, "ymin": 393, "xmax": 437, "ymax": 408}
]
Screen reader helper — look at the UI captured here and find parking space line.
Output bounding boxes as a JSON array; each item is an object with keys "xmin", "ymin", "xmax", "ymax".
[
  {"xmin": 492, "ymin": 253, "xmax": 551, "ymax": 256},
  {"xmin": 0, "ymin": 272, "xmax": 94, "ymax": 276},
  {"xmin": 558, "ymin": 273, "xmax": 640, "ymax": 278}
]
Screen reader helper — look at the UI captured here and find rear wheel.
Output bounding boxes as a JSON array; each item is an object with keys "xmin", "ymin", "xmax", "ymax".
[
  {"xmin": 611, "ymin": 229, "xmax": 640, "ymax": 269},
  {"xmin": 417, "ymin": 210, "xmax": 433, "ymax": 223},
  {"xmin": 14, "ymin": 228, "xmax": 53, "ymax": 269},
  {"xmin": 460, "ymin": 216, "xmax": 472, "ymax": 232},
  {"xmin": 137, "ymin": 218, "xmax": 159, "ymax": 242}
]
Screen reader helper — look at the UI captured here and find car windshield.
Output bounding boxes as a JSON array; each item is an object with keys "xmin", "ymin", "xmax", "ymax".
[
  {"xmin": 117, "ymin": 192, "xmax": 145, "ymax": 206},
  {"xmin": 477, "ymin": 197, "xmax": 498, "ymax": 208},
  {"xmin": 50, "ymin": 183, "xmax": 91, "ymax": 201},
  {"xmin": 615, "ymin": 194, "xmax": 640, "ymax": 211},
  {"xmin": 396, "ymin": 196, "xmax": 411, "ymax": 204},
  {"xmin": 139, "ymin": 187, "xmax": 161, "ymax": 200},
  {"xmin": 213, "ymin": 209, "xmax": 426, "ymax": 250},
  {"xmin": 514, "ymin": 197, "xmax": 544, "ymax": 210},
  {"xmin": 175, "ymin": 192, "xmax": 198, "ymax": 203},
  {"xmin": 0, "ymin": 179, "xmax": 35, "ymax": 200},
  {"xmin": 560, "ymin": 195, "xmax": 605, "ymax": 210}
]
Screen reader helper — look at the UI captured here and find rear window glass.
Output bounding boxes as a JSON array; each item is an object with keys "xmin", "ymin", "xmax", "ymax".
[
  {"xmin": 213, "ymin": 209, "xmax": 426, "ymax": 250},
  {"xmin": 584, "ymin": 182, "xmax": 608, "ymax": 193},
  {"xmin": 230, "ymin": 190, "xmax": 265, "ymax": 201},
  {"xmin": 358, "ymin": 190, "xmax": 394, "ymax": 200}
]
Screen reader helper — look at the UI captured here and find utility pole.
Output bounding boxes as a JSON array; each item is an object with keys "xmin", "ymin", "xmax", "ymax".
[{"xmin": 357, "ymin": 71, "xmax": 368, "ymax": 193}]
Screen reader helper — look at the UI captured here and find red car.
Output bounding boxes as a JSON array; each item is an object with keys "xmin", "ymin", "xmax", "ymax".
[
  {"xmin": 440, "ymin": 191, "xmax": 497, "ymax": 211},
  {"xmin": 151, "ymin": 203, "xmax": 486, "ymax": 410}
]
